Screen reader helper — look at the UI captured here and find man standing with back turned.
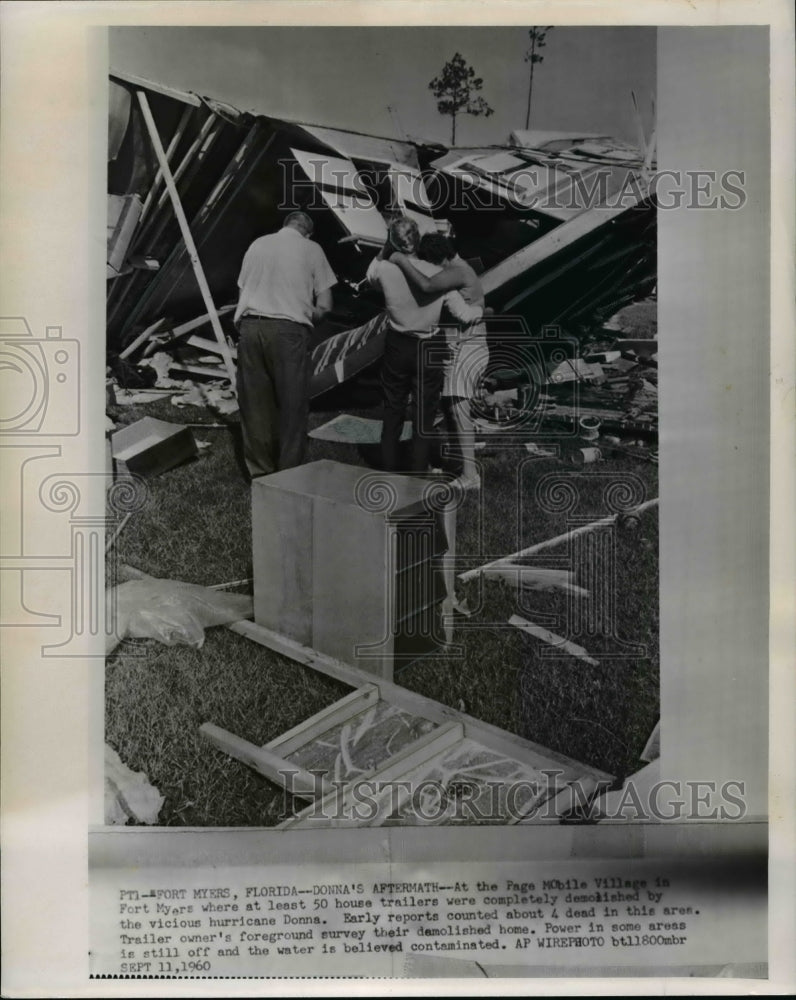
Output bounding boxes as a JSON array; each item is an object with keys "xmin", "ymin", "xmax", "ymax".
[{"xmin": 234, "ymin": 211, "xmax": 336, "ymax": 479}]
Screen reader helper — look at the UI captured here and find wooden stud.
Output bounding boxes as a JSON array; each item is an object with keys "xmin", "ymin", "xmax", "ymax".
[
  {"xmin": 198, "ymin": 722, "xmax": 332, "ymax": 799},
  {"xmin": 139, "ymin": 103, "xmax": 194, "ymax": 226},
  {"xmin": 264, "ymin": 684, "xmax": 380, "ymax": 759},
  {"xmin": 170, "ymin": 304, "xmax": 236, "ymax": 338},
  {"xmin": 168, "ymin": 362, "xmax": 228, "ymax": 379},
  {"xmin": 184, "ymin": 334, "xmax": 238, "ymax": 359},
  {"xmin": 229, "ymin": 619, "xmax": 612, "ymax": 784},
  {"xmin": 136, "ymin": 91, "xmax": 235, "ymax": 384},
  {"xmin": 279, "ymin": 722, "xmax": 464, "ymax": 829},
  {"xmin": 459, "ymin": 498, "xmax": 659, "ymax": 581}
]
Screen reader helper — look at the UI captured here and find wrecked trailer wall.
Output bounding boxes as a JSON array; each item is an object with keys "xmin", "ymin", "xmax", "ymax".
[
  {"xmin": 107, "ymin": 73, "xmax": 656, "ymax": 394},
  {"xmin": 483, "ymin": 197, "xmax": 657, "ymax": 337},
  {"xmin": 107, "ymin": 78, "xmax": 392, "ymax": 354}
]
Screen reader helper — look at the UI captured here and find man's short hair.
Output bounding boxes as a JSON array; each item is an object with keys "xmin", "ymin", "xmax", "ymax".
[
  {"xmin": 284, "ymin": 211, "xmax": 314, "ymax": 236},
  {"xmin": 417, "ymin": 233, "xmax": 455, "ymax": 266},
  {"xmin": 388, "ymin": 217, "xmax": 419, "ymax": 254}
]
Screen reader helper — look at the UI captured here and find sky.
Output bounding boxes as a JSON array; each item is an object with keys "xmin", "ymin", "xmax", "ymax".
[{"xmin": 109, "ymin": 26, "xmax": 656, "ymax": 148}]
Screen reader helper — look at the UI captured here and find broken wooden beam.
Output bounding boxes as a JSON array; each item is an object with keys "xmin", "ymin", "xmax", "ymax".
[
  {"xmin": 459, "ymin": 498, "xmax": 659, "ymax": 581},
  {"xmin": 119, "ymin": 317, "xmax": 166, "ymax": 361}
]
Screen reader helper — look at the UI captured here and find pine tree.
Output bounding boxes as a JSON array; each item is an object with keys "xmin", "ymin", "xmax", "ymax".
[
  {"xmin": 429, "ymin": 52, "xmax": 494, "ymax": 145},
  {"xmin": 524, "ymin": 27, "xmax": 553, "ymax": 131}
]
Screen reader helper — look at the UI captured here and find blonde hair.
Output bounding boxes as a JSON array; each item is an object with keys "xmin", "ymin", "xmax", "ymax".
[{"xmin": 388, "ymin": 217, "xmax": 419, "ymax": 254}]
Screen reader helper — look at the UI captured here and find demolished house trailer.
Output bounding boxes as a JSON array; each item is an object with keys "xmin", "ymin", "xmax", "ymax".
[{"xmin": 107, "ymin": 70, "xmax": 656, "ymax": 400}]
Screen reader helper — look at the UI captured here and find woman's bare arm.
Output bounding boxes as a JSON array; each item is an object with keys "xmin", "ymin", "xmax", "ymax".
[{"xmin": 391, "ymin": 253, "xmax": 466, "ymax": 294}]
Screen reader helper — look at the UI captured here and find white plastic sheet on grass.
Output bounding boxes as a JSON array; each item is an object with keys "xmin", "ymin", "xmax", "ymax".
[{"xmin": 107, "ymin": 578, "xmax": 252, "ymax": 654}]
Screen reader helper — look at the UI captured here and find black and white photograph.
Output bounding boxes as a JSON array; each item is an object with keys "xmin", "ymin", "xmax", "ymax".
[
  {"xmin": 104, "ymin": 25, "xmax": 661, "ymax": 830},
  {"xmin": 0, "ymin": 3, "xmax": 792, "ymax": 994}
]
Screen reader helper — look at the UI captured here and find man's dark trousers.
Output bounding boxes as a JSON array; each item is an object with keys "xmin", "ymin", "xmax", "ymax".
[
  {"xmin": 236, "ymin": 316, "xmax": 311, "ymax": 478},
  {"xmin": 380, "ymin": 330, "xmax": 445, "ymax": 472}
]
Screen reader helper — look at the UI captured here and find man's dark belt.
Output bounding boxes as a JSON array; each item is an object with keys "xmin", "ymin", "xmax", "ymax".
[{"xmin": 240, "ymin": 312, "xmax": 310, "ymax": 328}]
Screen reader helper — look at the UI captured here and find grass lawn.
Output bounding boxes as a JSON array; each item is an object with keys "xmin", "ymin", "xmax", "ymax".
[{"xmin": 106, "ymin": 392, "xmax": 658, "ymax": 826}]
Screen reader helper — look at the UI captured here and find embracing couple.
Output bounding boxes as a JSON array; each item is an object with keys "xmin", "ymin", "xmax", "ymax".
[{"xmin": 366, "ymin": 217, "xmax": 489, "ymax": 490}]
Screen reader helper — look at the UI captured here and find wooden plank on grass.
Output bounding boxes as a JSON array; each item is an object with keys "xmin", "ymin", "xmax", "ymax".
[
  {"xmin": 509, "ymin": 614, "xmax": 599, "ymax": 666},
  {"xmin": 481, "ymin": 565, "xmax": 589, "ymax": 598},
  {"xmin": 264, "ymin": 684, "xmax": 380, "ymax": 759},
  {"xmin": 279, "ymin": 721, "xmax": 463, "ymax": 829},
  {"xmin": 459, "ymin": 498, "xmax": 659, "ymax": 580},
  {"xmin": 229, "ymin": 619, "xmax": 613, "ymax": 785},
  {"xmin": 199, "ymin": 722, "xmax": 332, "ymax": 800}
]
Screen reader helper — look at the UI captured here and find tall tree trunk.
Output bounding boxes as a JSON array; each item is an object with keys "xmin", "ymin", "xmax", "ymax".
[
  {"xmin": 451, "ymin": 112, "xmax": 457, "ymax": 145},
  {"xmin": 524, "ymin": 36, "xmax": 537, "ymax": 130}
]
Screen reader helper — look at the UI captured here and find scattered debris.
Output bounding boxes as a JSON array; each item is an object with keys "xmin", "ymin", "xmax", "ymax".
[
  {"xmin": 104, "ymin": 744, "xmax": 164, "ymax": 824},
  {"xmin": 524, "ymin": 442, "xmax": 556, "ymax": 457},
  {"xmin": 547, "ymin": 358, "xmax": 605, "ymax": 385},
  {"xmin": 138, "ymin": 350, "xmax": 186, "ymax": 387},
  {"xmin": 578, "ymin": 415, "xmax": 601, "ymax": 440},
  {"xmin": 118, "ymin": 317, "xmax": 165, "ymax": 361},
  {"xmin": 459, "ymin": 498, "xmax": 659, "ymax": 581},
  {"xmin": 112, "ymin": 386, "xmax": 177, "ymax": 405},
  {"xmin": 108, "ymin": 577, "xmax": 253, "ymax": 654},
  {"xmin": 509, "ymin": 614, "xmax": 599, "ymax": 666},
  {"xmin": 570, "ymin": 446, "xmax": 602, "ymax": 465},
  {"xmin": 111, "ymin": 416, "xmax": 198, "ymax": 477},
  {"xmin": 171, "ymin": 383, "xmax": 238, "ymax": 415}
]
